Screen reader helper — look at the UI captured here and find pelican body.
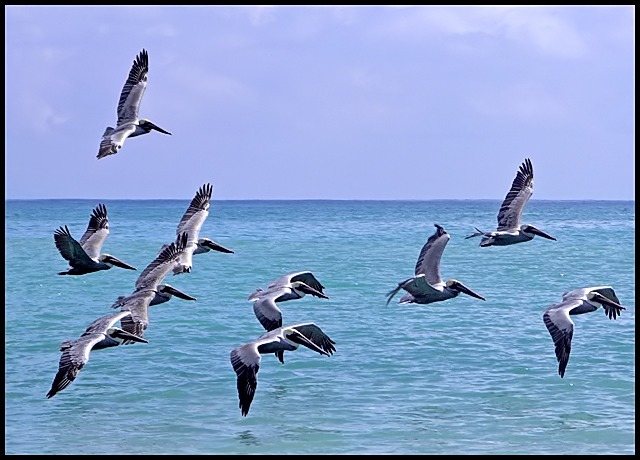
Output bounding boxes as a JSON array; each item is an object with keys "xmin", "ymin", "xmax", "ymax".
[
  {"xmin": 230, "ymin": 322, "xmax": 335, "ymax": 416},
  {"xmin": 466, "ymin": 158, "xmax": 556, "ymax": 246},
  {"xmin": 97, "ymin": 49, "xmax": 171, "ymax": 159},
  {"xmin": 46, "ymin": 311, "xmax": 148, "ymax": 398},
  {"xmin": 542, "ymin": 286, "xmax": 625, "ymax": 378},
  {"xmin": 170, "ymin": 183, "xmax": 234, "ymax": 275},
  {"xmin": 54, "ymin": 203, "xmax": 137, "ymax": 275},
  {"xmin": 113, "ymin": 232, "xmax": 191, "ymax": 343},
  {"xmin": 387, "ymin": 224, "xmax": 485, "ymax": 305}
]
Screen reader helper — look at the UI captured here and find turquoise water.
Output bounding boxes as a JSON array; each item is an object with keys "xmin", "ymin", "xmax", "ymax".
[{"xmin": 4, "ymin": 199, "xmax": 635, "ymax": 454}]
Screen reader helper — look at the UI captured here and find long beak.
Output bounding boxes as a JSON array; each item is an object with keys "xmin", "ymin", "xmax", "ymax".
[
  {"xmin": 105, "ymin": 256, "xmax": 137, "ymax": 271},
  {"xmin": 455, "ymin": 282, "xmax": 486, "ymax": 301},
  {"xmin": 298, "ymin": 283, "xmax": 330, "ymax": 299},
  {"xmin": 591, "ymin": 292, "xmax": 626, "ymax": 319},
  {"xmin": 163, "ymin": 284, "xmax": 197, "ymax": 301},
  {"xmin": 202, "ymin": 239, "xmax": 234, "ymax": 254},
  {"xmin": 288, "ymin": 329, "xmax": 330, "ymax": 356},
  {"xmin": 148, "ymin": 121, "xmax": 172, "ymax": 135},
  {"xmin": 112, "ymin": 329, "xmax": 149, "ymax": 344},
  {"xmin": 531, "ymin": 227, "xmax": 557, "ymax": 241}
]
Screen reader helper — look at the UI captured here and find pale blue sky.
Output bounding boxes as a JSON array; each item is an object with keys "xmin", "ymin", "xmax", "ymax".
[{"xmin": 5, "ymin": 6, "xmax": 635, "ymax": 200}]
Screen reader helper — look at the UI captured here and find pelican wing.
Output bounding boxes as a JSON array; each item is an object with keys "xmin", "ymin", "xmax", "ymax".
[
  {"xmin": 289, "ymin": 323, "xmax": 336, "ymax": 356},
  {"xmin": 135, "ymin": 233, "xmax": 189, "ymax": 290},
  {"xmin": 542, "ymin": 299, "xmax": 580, "ymax": 378},
  {"xmin": 85, "ymin": 311, "xmax": 133, "ymax": 334},
  {"xmin": 496, "ymin": 158, "xmax": 534, "ymax": 231},
  {"xmin": 97, "ymin": 124, "xmax": 136, "ymax": 159},
  {"xmin": 116, "ymin": 49, "xmax": 148, "ymax": 125},
  {"xmin": 46, "ymin": 332, "xmax": 105, "ymax": 398},
  {"xmin": 54, "ymin": 226, "xmax": 95, "ymax": 266},
  {"xmin": 252, "ymin": 294, "xmax": 283, "ymax": 332},
  {"xmin": 176, "ymin": 183, "xmax": 212, "ymax": 239},
  {"xmin": 414, "ymin": 225, "xmax": 450, "ymax": 285},
  {"xmin": 78, "ymin": 204, "xmax": 109, "ymax": 260},
  {"xmin": 230, "ymin": 342, "xmax": 261, "ymax": 416},
  {"xmin": 386, "ymin": 274, "xmax": 440, "ymax": 305},
  {"xmin": 118, "ymin": 290, "xmax": 156, "ymax": 340}
]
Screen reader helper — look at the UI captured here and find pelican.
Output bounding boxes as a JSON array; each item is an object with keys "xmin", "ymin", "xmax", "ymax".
[
  {"xmin": 97, "ymin": 49, "xmax": 171, "ymax": 159},
  {"xmin": 54, "ymin": 203, "xmax": 137, "ymax": 275},
  {"xmin": 386, "ymin": 224, "xmax": 485, "ymax": 306},
  {"xmin": 114, "ymin": 232, "xmax": 190, "ymax": 343},
  {"xmin": 169, "ymin": 183, "xmax": 234, "ymax": 275},
  {"xmin": 46, "ymin": 310, "xmax": 148, "ymax": 398},
  {"xmin": 248, "ymin": 271, "xmax": 329, "ymax": 363},
  {"xmin": 465, "ymin": 158, "xmax": 556, "ymax": 246},
  {"xmin": 542, "ymin": 286, "xmax": 626, "ymax": 378},
  {"xmin": 230, "ymin": 322, "xmax": 336, "ymax": 416}
]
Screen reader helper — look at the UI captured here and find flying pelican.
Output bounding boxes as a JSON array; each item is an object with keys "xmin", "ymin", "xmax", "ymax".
[
  {"xmin": 465, "ymin": 158, "xmax": 556, "ymax": 246},
  {"xmin": 97, "ymin": 48, "xmax": 171, "ymax": 159},
  {"xmin": 386, "ymin": 224, "xmax": 485, "ymax": 306},
  {"xmin": 54, "ymin": 203, "xmax": 137, "ymax": 275},
  {"xmin": 112, "ymin": 232, "xmax": 190, "ymax": 343},
  {"xmin": 248, "ymin": 271, "xmax": 329, "ymax": 363},
  {"xmin": 230, "ymin": 322, "xmax": 336, "ymax": 416},
  {"xmin": 542, "ymin": 286, "xmax": 625, "ymax": 378},
  {"xmin": 46, "ymin": 310, "xmax": 148, "ymax": 398},
  {"xmin": 169, "ymin": 183, "xmax": 234, "ymax": 275}
]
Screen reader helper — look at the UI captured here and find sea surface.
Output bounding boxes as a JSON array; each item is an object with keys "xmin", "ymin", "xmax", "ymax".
[{"xmin": 4, "ymin": 199, "xmax": 635, "ymax": 455}]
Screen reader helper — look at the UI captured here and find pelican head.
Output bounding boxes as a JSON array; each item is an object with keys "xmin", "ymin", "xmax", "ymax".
[
  {"xmin": 521, "ymin": 224, "xmax": 556, "ymax": 241},
  {"xmin": 587, "ymin": 290, "xmax": 626, "ymax": 319},
  {"xmin": 106, "ymin": 327, "xmax": 149, "ymax": 344},
  {"xmin": 198, "ymin": 237, "xmax": 234, "ymax": 254},
  {"xmin": 157, "ymin": 283, "xmax": 197, "ymax": 301},
  {"xmin": 100, "ymin": 254, "xmax": 137, "ymax": 270},
  {"xmin": 293, "ymin": 281, "xmax": 329, "ymax": 299},
  {"xmin": 446, "ymin": 279, "xmax": 486, "ymax": 301},
  {"xmin": 139, "ymin": 119, "xmax": 172, "ymax": 135}
]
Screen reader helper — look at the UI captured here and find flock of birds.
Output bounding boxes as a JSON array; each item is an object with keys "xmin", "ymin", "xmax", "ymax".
[{"xmin": 46, "ymin": 49, "xmax": 627, "ymax": 416}]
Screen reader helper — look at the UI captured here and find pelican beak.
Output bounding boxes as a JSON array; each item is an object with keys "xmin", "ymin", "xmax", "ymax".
[
  {"xmin": 455, "ymin": 282, "xmax": 486, "ymax": 301},
  {"xmin": 163, "ymin": 284, "xmax": 197, "ymax": 301},
  {"xmin": 147, "ymin": 121, "xmax": 172, "ymax": 135},
  {"xmin": 298, "ymin": 283, "xmax": 329, "ymax": 299},
  {"xmin": 202, "ymin": 239, "xmax": 234, "ymax": 254},
  {"xmin": 112, "ymin": 329, "xmax": 149, "ymax": 344},
  {"xmin": 104, "ymin": 256, "xmax": 137, "ymax": 271},
  {"xmin": 591, "ymin": 292, "xmax": 626, "ymax": 319},
  {"xmin": 530, "ymin": 227, "xmax": 557, "ymax": 241},
  {"xmin": 288, "ymin": 329, "xmax": 330, "ymax": 356}
]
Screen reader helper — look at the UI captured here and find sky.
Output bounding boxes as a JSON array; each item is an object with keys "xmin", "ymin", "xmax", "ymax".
[{"xmin": 5, "ymin": 5, "xmax": 635, "ymax": 200}]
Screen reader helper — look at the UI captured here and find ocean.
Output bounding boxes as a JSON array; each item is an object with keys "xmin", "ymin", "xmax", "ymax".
[{"xmin": 4, "ymin": 199, "xmax": 635, "ymax": 455}]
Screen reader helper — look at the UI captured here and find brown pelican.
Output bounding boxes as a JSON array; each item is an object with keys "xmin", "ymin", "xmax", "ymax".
[
  {"xmin": 54, "ymin": 203, "xmax": 137, "ymax": 275},
  {"xmin": 169, "ymin": 183, "xmax": 234, "ymax": 275},
  {"xmin": 248, "ymin": 271, "xmax": 329, "ymax": 363},
  {"xmin": 46, "ymin": 310, "xmax": 148, "ymax": 398},
  {"xmin": 97, "ymin": 49, "xmax": 171, "ymax": 159},
  {"xmin": 465, "ymin": 158, "xmax": 556, "ymax": 246},
  {"xmin": 113, "ymin": 232, "xmax": 190, "ymax": 343},
  {"xmin": 542, "ymin": 286, "xmax": 626, "ymax": 378},
  {"xmin": 230, "ymin": 322, "xmax": 336, "ymax": 416},
  {"xmin": 386, "ymin": 224, "xmax": 485, "ymax": 305}
]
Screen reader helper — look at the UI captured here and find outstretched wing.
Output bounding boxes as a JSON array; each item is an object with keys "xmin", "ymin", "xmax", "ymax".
[
  {"xmin": 542, "ymin": 300, "xmax": 576, "ymax": 378},
  {"xmin": 497, "ymin": 158, "xmax": 534, "ymax": 231},
  {"xmin": 117, "ymin": 49, "xmax": 148, "ymax": 125},
  {"xmin": 54, "ymin": 226, "xmax": 94, "ymax": 266},
  {"xmin": 414, "ymin": 224, "xmax": 449, "ymax": 285},
  {"xmin": 79, "ymin": 203, "xmax": 109, "ymax": 259}
]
